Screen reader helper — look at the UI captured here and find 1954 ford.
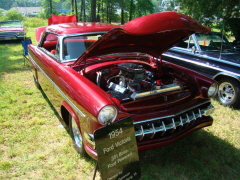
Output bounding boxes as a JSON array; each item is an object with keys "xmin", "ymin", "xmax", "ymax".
[{"xmin": 28, "ymin": 12, "xmax": 217, "ymax": 159}]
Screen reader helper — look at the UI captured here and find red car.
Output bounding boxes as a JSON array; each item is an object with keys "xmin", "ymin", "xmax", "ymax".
[
  {"xmin": 0, "ymin": 20, "xmax": 26, "ymax": 41},
  {"xmin": 28, "ymin": 12, "xmax": 217, "ymax": 160}
]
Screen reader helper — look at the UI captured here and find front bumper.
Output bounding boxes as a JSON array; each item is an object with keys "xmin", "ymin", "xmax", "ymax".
[
  {"xmin": 0, "ymin": 33, "xmax": 25, "ymax": 40},
  {"xmin": 84, "ymin": 101, "xmax": 214, "ymax": 160},
  {"xmin": 134, "ymin": 103, "xmax": 214, "ymax": 141}
]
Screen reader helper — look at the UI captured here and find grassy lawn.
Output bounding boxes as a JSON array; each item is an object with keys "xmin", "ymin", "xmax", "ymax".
[{"xmin": 0, "ymin": 27, "xmax": 239, "ymax": 180}]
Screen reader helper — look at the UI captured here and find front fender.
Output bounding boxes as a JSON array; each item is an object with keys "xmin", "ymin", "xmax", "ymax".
[{"xmin": 213, "ymin": 71, "xmax": 240, "ymax": 83}]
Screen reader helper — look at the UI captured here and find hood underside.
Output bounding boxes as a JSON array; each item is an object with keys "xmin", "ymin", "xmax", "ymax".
[{"xmin": 73, "ymin": 12, "xmax": 210, "ymax": 66}]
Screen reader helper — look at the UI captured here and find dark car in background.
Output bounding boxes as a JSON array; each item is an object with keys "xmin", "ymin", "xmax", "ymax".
[
  {"xmin": 0, "ymin": 20, "xmax": 26, "ymax": 41},
  {"xmin": 232, "ymin": 39, "xmax": 240, "ymax": 51},
  {"xmin": 163, "ymin": 32, "xmax": 240, "ymax": 108}
]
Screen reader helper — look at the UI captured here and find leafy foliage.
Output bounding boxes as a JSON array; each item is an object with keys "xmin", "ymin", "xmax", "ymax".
[
  {"xmin": 38, "ymin": 0, "xmax": 61, "ymax": 18},
  {"xmin": 4, "ymin": 10, "xmax": 24, "ymax": 21},
  {"xmin": 0, "ymin": 0, "xmax": 40, "ymax": 10},
  {"xmin": 174, "ymin": 0, "xmax": 240, "ymax": 38}
]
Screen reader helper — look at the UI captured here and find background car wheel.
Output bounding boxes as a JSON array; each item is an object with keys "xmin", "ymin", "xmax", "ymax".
[
  {"xmin": 69, "ymin": 114, "xmax": 87, "ymax": 157},
  {"xmin": 33, "ymin": 76, "xmax": 41, "ymax": 89},
  {"xmin": 217, "ymin": 78, "xmax": 240, "ymax": 108}
]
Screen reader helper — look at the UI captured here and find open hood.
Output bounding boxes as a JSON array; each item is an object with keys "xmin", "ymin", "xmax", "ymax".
[{"xmin": 73, "ymin": 12, "xmax": 210, "ymax": 66}]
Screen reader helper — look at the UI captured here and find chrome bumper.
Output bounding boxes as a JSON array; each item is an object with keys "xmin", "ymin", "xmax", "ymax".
[{"xmin": 134, "ymin": 104, "xmax": 214, "ymax": 140}]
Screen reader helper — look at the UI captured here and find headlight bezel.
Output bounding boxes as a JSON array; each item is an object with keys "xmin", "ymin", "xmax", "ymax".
[
  {"xmin": 97, "ymin": 105, "xmax": 117, "ymax": 125},
  {"xmin": 208, "ymin": 82, "xmax": 218, "ymax": 97}
]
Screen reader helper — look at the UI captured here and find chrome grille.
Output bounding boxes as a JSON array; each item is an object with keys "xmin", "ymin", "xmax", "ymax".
[{"xmin": 134, "ymin": 104, "xmax": 214, "ymax": 141}]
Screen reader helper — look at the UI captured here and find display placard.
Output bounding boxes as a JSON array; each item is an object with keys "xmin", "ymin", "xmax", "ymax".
[{"xmin": 94, "ymin": 117, "xmax": 141, "ymax": 180}]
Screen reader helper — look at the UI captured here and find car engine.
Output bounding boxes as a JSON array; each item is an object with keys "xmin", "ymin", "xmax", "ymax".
[{"xmin": 105, "ymin": 63, "xmax": 183, "ymax": 101}]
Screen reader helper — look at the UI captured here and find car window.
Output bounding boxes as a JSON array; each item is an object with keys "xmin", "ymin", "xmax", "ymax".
[
  {"xmin": 0, "ymin": 21, "xmax": 23, "ymax": 28},
  {"xmin": 41, "ymin": 33, "xmax": 58, "ymax": 55},
  {"xmin": 195, "ymin": 33, "xmax": 235, "ymax": 52},
  {"xmin": 63, "ymin": 35, "xmax": 100, "ymax": 61},
  {"xmin": 175, "ymin": 36, "xmax": 195, "ymax": 49}
]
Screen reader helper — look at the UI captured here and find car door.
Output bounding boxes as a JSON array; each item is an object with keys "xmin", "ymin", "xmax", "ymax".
[
  {"xmin": 163, "ymin": 34, "xmax": 219, "ymax": 78},
  {"xmin": 32, "ymin": 33, "xmax": 62, "ymax": 110}
]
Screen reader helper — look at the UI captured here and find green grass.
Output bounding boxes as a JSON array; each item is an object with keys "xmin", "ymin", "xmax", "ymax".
[
  {"xmin": 22, "ymin": 17, "xmax": 47, "ymax": 28},
  {"xmin": 0, "ymin": 28, "xmax": 239, "ymax": 180}
]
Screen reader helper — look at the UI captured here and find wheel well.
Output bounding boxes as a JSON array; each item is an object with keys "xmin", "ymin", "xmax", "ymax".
[
  {"xmin": 214, "ymin": 75, "xmax": 240, "ymax": 83},
  {"xmin": 61, "ymin": 106, "xmax": 70, "ymax": 126}
]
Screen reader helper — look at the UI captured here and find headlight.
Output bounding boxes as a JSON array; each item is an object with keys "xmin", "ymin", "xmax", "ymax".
[
  {"xmin": 208, "ymin": 82, "xmax": 218, "ymax": 97},
  {"xmin": 98, "ymin": 105, "xmax": 117, "ymax": 125}
]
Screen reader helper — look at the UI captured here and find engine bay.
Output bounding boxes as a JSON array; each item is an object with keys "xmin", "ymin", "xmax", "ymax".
[{"xmin": 85, "ymin": 62, "xmax": 186, "ymax": 102}]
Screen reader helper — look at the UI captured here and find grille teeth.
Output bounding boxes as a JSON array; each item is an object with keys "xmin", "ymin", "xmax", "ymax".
[
  {"xmin": 139, "ymin": 125, "xmax": 145, "ymax": 141},
  {"xmin": 171, "ymin": 118, "xmax": 176, "ymax": 133},
  {"xmin": 161, "ymin": 121, "xmax": 166, "ymax": 136},
  {"xmin": 134, "ymin": 107, "xmax": 209, "ymax": 140},
  {"xmin": 150, "ymin": 123, "xmax": 156, "ymax": 139}
]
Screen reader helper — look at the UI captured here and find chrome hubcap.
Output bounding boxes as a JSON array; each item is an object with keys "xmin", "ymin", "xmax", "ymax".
[
  {"xmin": 72, "ymin": 119, "xmax": 82, "ymax": 148},
  {"xmin": 218, "ymin": 82, "xmax": 235, "ymax": 104}
]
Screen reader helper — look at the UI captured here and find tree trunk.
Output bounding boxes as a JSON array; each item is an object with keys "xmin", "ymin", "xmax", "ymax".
[
  {"xmin": 91, "ymin": 0, "xmax": 97, "ymax": 22},
  {"xmin": 49, "ymin": 0, "xmax": 52, "ymax": 16},
  {"xmin": 71, "ymin": 0, "xmax": 74, "ymax": 14},
  {"xmin": 129, "ymin": 0, "xmax": 134, "ymax": 21},
  {"xmin": 121, "ymin": 8, "xmax": 124, "ymax": 24}
]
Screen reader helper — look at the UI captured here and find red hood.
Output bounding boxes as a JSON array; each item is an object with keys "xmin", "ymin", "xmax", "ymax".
[{"xmin": 73, "ymin": 11, "xmax": 210, "ymax": 66}]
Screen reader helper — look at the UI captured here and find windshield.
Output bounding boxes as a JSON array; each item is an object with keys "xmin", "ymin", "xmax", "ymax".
[
  {"xmin": 0, "ymin": 21, "xmax": 23, "ymax": 28},
  {"xmin": 196, "ymin": 33, "xmax": 235, "ymax": 52},
  {"xmin": 63, "ymin": 34, "xmax": 102, "ymax": 61}
]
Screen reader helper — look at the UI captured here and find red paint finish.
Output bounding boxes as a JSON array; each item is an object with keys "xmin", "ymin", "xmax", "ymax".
[
  {"xmin": 28, "ymin": 12, "xmax": 216, "ymax": 160},
  {"xmin": 73, "ymin": 12, "xmax": 210, "ymax": 66}
]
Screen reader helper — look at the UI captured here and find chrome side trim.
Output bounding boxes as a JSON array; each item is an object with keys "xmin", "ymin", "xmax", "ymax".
[
  {"xmin": 168, "ymin": 47, "xmax": 240, "ymax": 68},
  {"xmin": 163, "ymin": 53, "xmax": 240, "ymax": 81},
  {"xmin": 29, "ymin": 55, "xmax": 85, "ymax": 117}
]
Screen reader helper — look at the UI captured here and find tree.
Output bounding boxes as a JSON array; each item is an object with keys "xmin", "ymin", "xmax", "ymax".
[
  {"xmin": 173, "ymin": 0, "xmax": 240, "ymax": 39},
  {"xmin": 12, "ymin": 0, "xmax": 41, "ymax": 7},
  {"xmin": 0, "ymin": 0, "xmax": 15, "ymax": 10},
  {"xmin": 135, "ymin": 0, "xmax": 154, "ymax": 17},
  {"xmin": 174, "ymin": 0, "xmax": 240, "ymax": 26},
  {"xmin": 39, "ymin": 0, "xmax": 60, "ymax": 18}
]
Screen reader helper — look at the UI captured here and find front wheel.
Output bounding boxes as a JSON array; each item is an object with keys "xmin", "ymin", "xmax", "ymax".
[
  {"xmin": 217, "ymin": 78, "xmax": 240, "ymax": 108},
  {"xmin": 69, "ymin": 115, "xmax": 87, "ymax": 157}
]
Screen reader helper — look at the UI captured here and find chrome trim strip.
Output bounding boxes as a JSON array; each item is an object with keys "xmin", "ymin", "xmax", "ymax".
[
  {"xmin": 133, "ymin": 100, "xmax": 211, "ymax": 125},
  {"xmin": 163, "ymin": 53, "xmax": 240, "ymax": 81},
  {"xmin": 29, "ymin": 55, "xmax": 86, "ymax": 117},
  {"xmin": 168, "ymin": 46, "xmax": 240, "ymax": 68}
]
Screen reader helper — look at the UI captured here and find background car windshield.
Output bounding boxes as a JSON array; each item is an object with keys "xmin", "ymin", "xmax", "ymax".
[
  {"xmin": 195, "ymin": 33, "xmax": 235, "ymax": 52},
  {"xmin": 63, "ymin": 35, "xmax": 101, "ymax": 61},
  {"xmin": 0, "ymin": 21, "xmax": 22, "ymax": 28}
]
